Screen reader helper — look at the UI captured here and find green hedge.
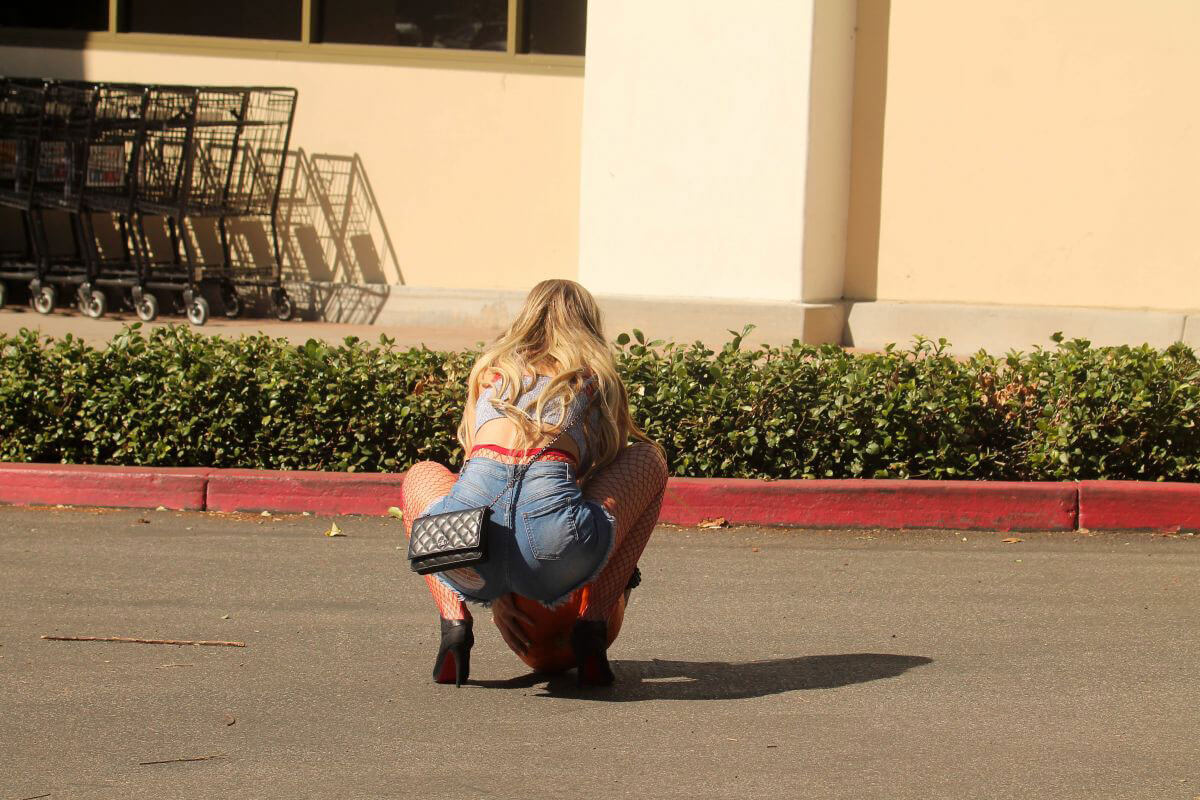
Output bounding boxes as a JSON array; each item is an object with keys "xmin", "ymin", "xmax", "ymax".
[{"xmin": 2, "ymin": 324, "xmax": 1198, "ymax": 481}]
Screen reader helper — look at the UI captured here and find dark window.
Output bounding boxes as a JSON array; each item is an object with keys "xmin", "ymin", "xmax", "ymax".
[
  {"xmin": 523, "ymin": 0, "xmax": 586, "ymax": 55},
  {"xmin": 319, "ymin": 0, "xmax": 508, "ymax": 51},
  {"xmin": 0, "ymin": 0, "xmax": 108, "ymax": 30},
  {"xmin": 123, "ymin": 0, "xmax": 302, "ymax": 41}
]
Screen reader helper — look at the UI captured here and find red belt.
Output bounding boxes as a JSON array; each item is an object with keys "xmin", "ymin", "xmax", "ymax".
[{"xmin": 469, "ymin": 444, "xmax": 577, "ymax": 464}]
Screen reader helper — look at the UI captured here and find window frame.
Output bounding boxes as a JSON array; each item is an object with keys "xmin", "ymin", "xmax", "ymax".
[{"xmin": 0, "ymin": 0, "xmax": 584, "ymax": 76}]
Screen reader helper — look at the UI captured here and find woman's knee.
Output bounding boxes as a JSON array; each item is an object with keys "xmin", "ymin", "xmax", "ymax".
[
  {"xmin": 401, "ymin": 460, "xmax": 453, "ymax": 511},
  {"xmin": 630, "ymin": 442, "xmax": 669, "ymax": 490},
  {"xmin": 403, "ymin": 460, "xmax": 443, "ymax": 487}
]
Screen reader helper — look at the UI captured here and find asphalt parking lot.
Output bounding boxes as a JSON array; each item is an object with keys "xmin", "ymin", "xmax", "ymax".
[{"xmin": 2, "ymin": 507, "xmax": 1198, "ymax": 799}]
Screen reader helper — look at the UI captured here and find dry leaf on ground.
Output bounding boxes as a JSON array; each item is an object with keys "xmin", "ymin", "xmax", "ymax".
[
  {"xmin": 1001, "ymin": 537, "xmax": 1024, "ymax": 543},
  {"xmin": 387, "ymin": 507, "xmax": 404, "ymax": 520},
  {"xmin": 324, "ymin": 521, "xmax": 345, "ymax": 537},
  {"xmin": 698, "ymin": 517, "xmax": 728, "ymax": 529}
]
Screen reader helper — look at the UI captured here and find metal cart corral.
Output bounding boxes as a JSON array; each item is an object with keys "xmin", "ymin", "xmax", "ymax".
[{"xmin": 0, "ymin": 78, "xmax": 298, "ymax": 325}]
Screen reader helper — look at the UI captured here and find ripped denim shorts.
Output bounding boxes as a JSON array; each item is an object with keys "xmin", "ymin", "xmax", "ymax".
[{"xmin": 424, "ymin": 456, "xmax": 616, "ymax": 608}]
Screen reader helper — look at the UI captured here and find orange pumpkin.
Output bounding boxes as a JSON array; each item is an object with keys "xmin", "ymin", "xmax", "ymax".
[{"xmin": 506, "ymin": 589, "xmax": 627, "ymax": 673}]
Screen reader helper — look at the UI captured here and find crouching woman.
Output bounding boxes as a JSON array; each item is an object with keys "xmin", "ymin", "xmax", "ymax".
[{"xmin": 401, "ymin": 279, "xmax": 668, "ymax": 687}]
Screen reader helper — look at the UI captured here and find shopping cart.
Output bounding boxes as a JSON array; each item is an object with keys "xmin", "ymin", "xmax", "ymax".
[
  {"xmin": 221, "ymin": 87, "xmax": 297, "ymax": 321},
  {"xmin": 0, "ymin": 77, "xmax": 49, "ymax": 312},
  {"xmin": 26, "ymin": 79, "xmax": 134, "ymax": 318},
  {"xmin": 74, "ymin": 82, "xmax": 152, "ymax": 318}
]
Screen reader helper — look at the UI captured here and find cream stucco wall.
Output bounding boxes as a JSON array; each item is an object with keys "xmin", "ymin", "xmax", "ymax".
[
  {"xmin": 0, "ymin": 44, "xmax": 582, "ymax": 291},
  {"xmin": 845, "ymin": 0, "xmax": 1200, "ymax": 311}
]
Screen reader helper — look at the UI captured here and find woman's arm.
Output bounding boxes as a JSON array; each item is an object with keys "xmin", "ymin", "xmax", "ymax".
[
  {"xmin": 491, "ymin": 593, "xmax": 535, "ymax": 655},
  {"xmin": 460, "ymin": 390, "xmax": 476, "ymax": 453}
]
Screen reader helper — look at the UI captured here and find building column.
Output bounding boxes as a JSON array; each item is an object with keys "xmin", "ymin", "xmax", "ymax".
[{"xmin": 577, "ymin": 0, "xmax": 857, "ymax": 305}]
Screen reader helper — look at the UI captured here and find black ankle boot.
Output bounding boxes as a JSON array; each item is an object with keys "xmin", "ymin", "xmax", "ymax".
[
  {"xmin": 570, "ymin": 620, "xmax": 614, "ymax": 687},
  {"xmin": 433, "ymin": 618, "xmax": 473, "ymax": 687}
]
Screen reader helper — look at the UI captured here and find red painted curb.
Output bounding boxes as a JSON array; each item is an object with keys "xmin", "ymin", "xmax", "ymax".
[
  {"xmin": 0, "ymin": 463, "xmax": 210, "ymax": 511},
  {"xmin": 660, "ymin": 478, "xmax": 1078, "ymax": 531},
  {"xmin": 3, "ymin": 462, "xmax": 1196, "ymax": 531},
  {"xmin": 1078, "ymin": 481, "xmax": 1200, "ymax": 532},
  {"xmin": 205, "ymin": 469, "xmax": 405, "ymax": 515}
]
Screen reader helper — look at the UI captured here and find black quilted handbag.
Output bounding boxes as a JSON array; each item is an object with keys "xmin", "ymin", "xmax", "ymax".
[
  {"xmin": 408, "ymin": 391, "xmax": 589, "ymax": 576},
  {"xmin": 407, "ymin": 506, "xmax": 489, "ymax": 575}
]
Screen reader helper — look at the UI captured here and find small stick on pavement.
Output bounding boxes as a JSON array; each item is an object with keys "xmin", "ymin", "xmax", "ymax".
[
  {"xmin": 138, "ymin": 754, "xmax": 224, "ymax": 766},
  {"xmin": 19, "ymin": 794, "xmax": 51, "ymax": 800},
  {"xmin": 41, "ymin": 636, "xmax": 245, "ymax": 647}
]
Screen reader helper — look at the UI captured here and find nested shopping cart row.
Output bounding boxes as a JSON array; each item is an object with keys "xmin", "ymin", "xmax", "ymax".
[{"xmin": 0, "ymin": 78, "xmax": 297, "ymax": 325}]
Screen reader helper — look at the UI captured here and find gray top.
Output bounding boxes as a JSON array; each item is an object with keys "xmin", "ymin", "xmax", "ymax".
[{"xmin": 473, "ymin": 374, "xmax": 596, "ymax": 465}]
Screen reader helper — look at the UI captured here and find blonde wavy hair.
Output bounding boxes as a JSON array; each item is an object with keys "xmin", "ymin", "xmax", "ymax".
[{"xmin": 457, "ymin": 279, "xmax": 656, "ymax": 474}]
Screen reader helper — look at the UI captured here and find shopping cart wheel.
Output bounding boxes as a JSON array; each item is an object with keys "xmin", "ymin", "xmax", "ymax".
[
  {"xmin": 135, "ymin": 292, "xmax": 159, "ymax": 322},
  {"xmin": 81, "ymin": 289, "xmax": 107, "ymax": 319},
  {"xmin": 222, "ymin": 289, "xmax": 242, "ymax": 319},
  {"xmin": 273, "ymin": 290, "xmax": 294, "ymax": 321},
  {"xmin": 187, "ymin": 296, "xmax": 210, "ymax": 326},
  {"xmin": 33, "ymin": 285, "xmax": 57, "ymax": 315}
]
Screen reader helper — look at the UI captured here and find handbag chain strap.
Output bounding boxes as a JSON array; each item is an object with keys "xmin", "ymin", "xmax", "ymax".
[{"xmin": 477, "ymin": 375, "xmax": 595, "ymax": 508}]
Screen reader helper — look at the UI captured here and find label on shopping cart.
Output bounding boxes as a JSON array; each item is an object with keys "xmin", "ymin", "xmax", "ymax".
[
  {"xmin": 87, "ymin": 144, "xmax": 127, "ymax": 187},
  {"xmin": 37, "ymin": 141, "xmax": 67, "ymax": 183}
]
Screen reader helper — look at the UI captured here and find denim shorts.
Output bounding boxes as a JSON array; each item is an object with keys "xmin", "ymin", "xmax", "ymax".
[{"xmin": 424, "ymin": 457, "xmax": 616, "ymax": 608}]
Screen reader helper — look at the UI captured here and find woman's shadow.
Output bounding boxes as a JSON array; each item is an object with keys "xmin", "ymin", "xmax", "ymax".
[{"xmin": 473, "ymin": 653, "xmax": 933, "ymax": 701}]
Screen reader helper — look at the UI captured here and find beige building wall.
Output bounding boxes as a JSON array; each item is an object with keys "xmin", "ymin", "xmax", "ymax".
[
  {"xmin": 846, "ymin": 0, "xmax": 1200, "ymax": 312},
  {"xmin": 6, "ymin": 3, "xmax": 1196, "ymax": 347},
  {"xmin": 0, "ymin": 44, "xmax": 582, "ymax": 291}
]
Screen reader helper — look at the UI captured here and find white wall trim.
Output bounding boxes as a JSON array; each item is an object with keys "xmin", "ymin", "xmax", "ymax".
[{"xmin": 845, "ymin": 300, "xmax": 1200, "ymax": 353}]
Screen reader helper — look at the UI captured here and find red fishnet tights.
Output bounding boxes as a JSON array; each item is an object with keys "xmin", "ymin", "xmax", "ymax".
[
  {"xmin": 401, "ymin": 461, "xmax": 470, "ymax": 622},
  {"xmin": 580, "ymin": 442, "xmax": 668, "ymax": 621},
  {"xmin": 400, "ymin": 444, "xmax": 669, "ymax": 624}
]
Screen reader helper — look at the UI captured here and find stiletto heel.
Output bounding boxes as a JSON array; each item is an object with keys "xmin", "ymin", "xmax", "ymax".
[
  {"xmin": 433, "ymin": 618, "xmax": 473, "ymax": 687},
  {"xmin": 570, "ymin": 620, "xmax": 614, "ymax": 687}
]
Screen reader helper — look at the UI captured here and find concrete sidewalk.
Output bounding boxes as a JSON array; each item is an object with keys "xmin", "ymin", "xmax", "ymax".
[
  {"xmin": 2, "ymin": 507, "xmax": 1198, "ymax": 799},
  {"xmin": 0, "ymin": 304, "xmax": 498, "ymax": 351},
  {"xmin": 0, "ymin": 302, "xmax": 869, "ymax": 353}
]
